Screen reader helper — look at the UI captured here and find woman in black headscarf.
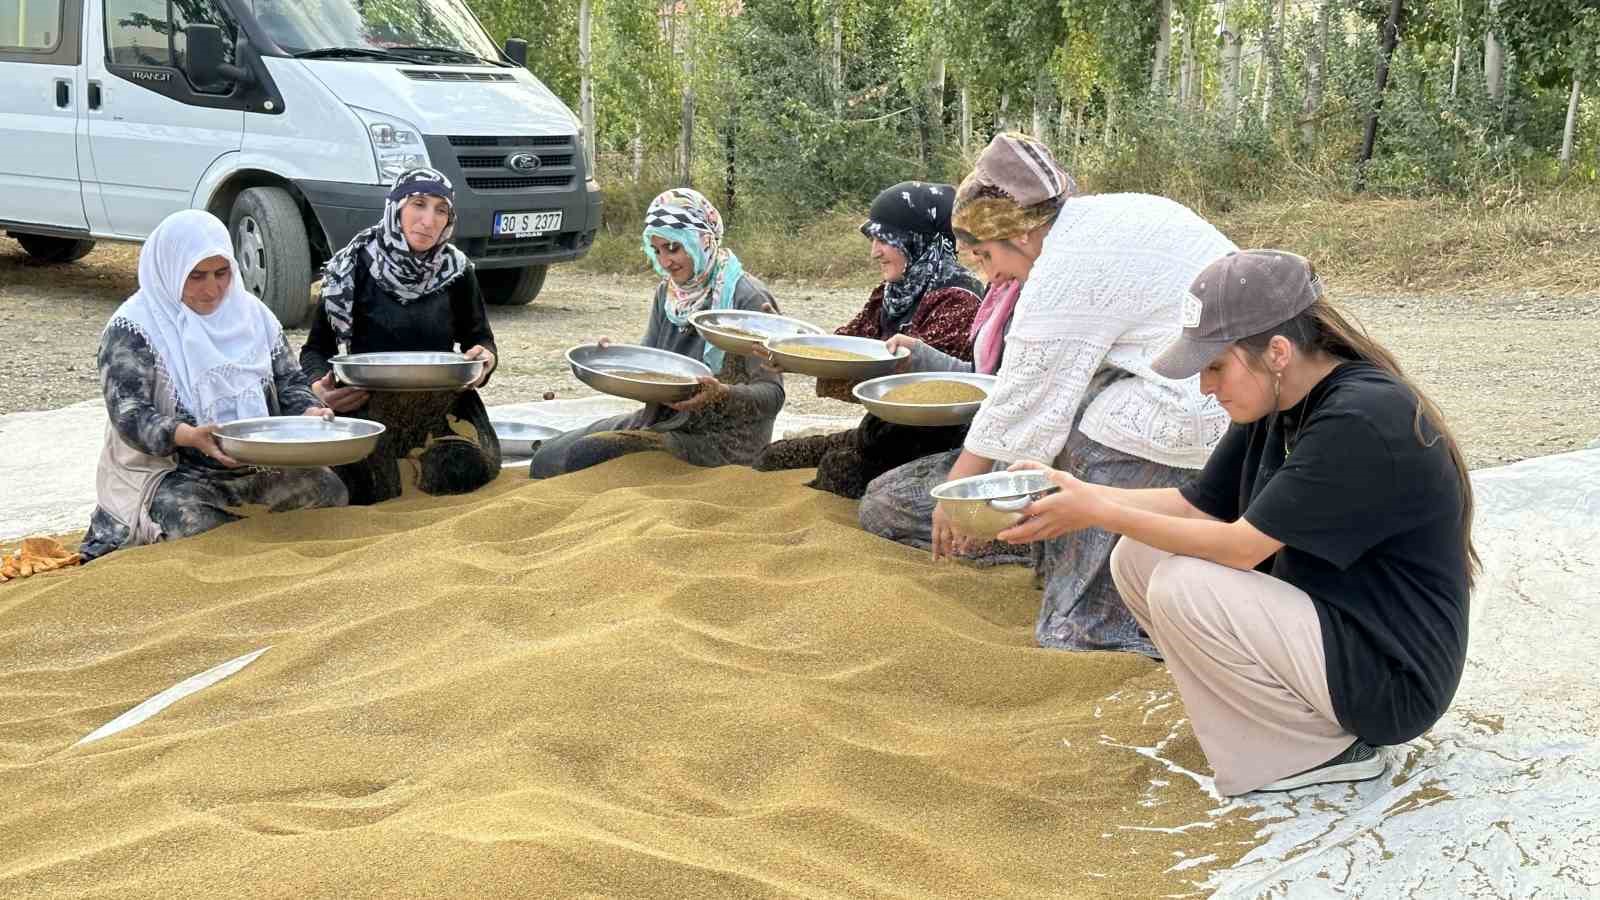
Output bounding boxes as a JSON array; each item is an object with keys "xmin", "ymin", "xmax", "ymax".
[
  {"xmin": 300, "ymin": 168, "xmax": 502, "ymax": 504},
  {"xmin": 754, "ymin": 181, "xmax": 984, "ymax": 499}
]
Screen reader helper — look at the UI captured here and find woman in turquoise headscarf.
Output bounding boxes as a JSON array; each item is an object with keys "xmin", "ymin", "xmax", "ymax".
[{"xmin": 528, "ymin": 188, "xmax": 787, "ymax": 478}]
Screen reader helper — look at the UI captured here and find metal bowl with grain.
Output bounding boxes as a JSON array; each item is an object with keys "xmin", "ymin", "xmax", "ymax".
[
  {"xmin": 853, "ymin": 372, "xmax": 997, "ymax": 427},
  {"xmin": 929, "ymin": 470, "xmax": 1057, "ymax": 541},
  {"xmin": 566, "ymin": 343, "xmax": 712, "ymax": 404},
  {"xmin": 330, "ymin": 351, "xmax": 485, "ymax": 392},
  {"xmin": 688, "ymin": 309, "xmax": 825, "ymax": 357},
  {"xmin": 762, "ymin": 335, "xmax": 908, "ymax": 381},
  {"xmin": 214, "ymin": 416, "xmax": 386, "ymax": 468}
]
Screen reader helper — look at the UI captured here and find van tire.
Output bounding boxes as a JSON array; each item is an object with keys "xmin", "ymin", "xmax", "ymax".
[
  {"xmin": 229, "ymin": 187, "xmax": 313, "ymax": 328},
  {"xmin": 478, "ymin": 264, "xmax": 547, "ymax": 306},
  {"xmin": 14, "ymin": 234, "xmax": 97, "ymax": 263}
]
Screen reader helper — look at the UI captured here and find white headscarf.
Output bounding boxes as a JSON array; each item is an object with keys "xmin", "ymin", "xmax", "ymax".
[{"xmin": 110, "ymin": 209, "xmax": 282, "ymax": 425}]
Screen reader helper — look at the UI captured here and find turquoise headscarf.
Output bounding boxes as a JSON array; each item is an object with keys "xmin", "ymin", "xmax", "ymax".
[{"xmin": 641, "ymin": 188, "xmax": 744, "ymax": 370}]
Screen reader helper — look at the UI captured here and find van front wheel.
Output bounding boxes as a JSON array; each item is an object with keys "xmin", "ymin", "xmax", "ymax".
[
  {"xmin": 13, "ymin": 234, "xmax": 97, "ymax": 263},
  {"xmin": 230, "ymin": 187, "xmax": 313, "ymax": 328},
  {"xmin": 478, "ymin": 265, "xmax": 547, "ymax": 306}
]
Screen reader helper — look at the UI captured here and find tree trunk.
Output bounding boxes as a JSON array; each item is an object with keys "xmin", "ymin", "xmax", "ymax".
[
  {"xmin": 1300, "ymin": 0, "xmax": 1329, "ymax": 146},
  {"xmin": 1072, "ymin": 101, "xmax": 1085, "ymax": 167},
  {"xmin": 1263, "ymin": 0, "xmax": 1286, "ymax": 124},
  {"xmin": 960, "ymin": 84, "xmax": 971, "ymax": 153},
  {"xmin": 1356, "ymin": 0, "xmax": 1405, "ymax": 190},
  {"xmin": 831, "ymin": 2, "xmax": 844, "ymax": 118},
  {"xmin": 1179, "ymin": 24, "xmax": 1194, "ymax": 108},
  {"xmin": 678, "ymin": 0, "xmax": 694, "ymax": 186},
  {"xmin": 1220, "ymin": 26, "xmax": 1242, "ymax": 130},
  {"xmin": 1560, "ymin": 76, "xmax": 1582, "ymax": 178},
  {"xmin": 630, "ymin": 124, "xmax": 644, "ymax": 181},
  {"xmin": 1103, "ymin": 89, "xmax": 1117, "ymax": 147},
  {"xmin": 1032, "ymin": 70, "xmax": 1051, "ymax": 139},
  {"xmin": 725, "ymin": 100, "xmax": 738, "ymax": 219},
  {"xmin": 1151, "ymin": 0, "xmax": 1172, "ymax": 97},
  {"xmin": 1485, "ymin": 0, "xmax": 1504, "ymax": 105},
  {"xmin": 1449, "ymin": 0, "xmax": 1463, "ymax": 97},
  {"xmin": 926, "ymin": 18, "xmax": 946, "ymax": 157},
  {"xmin": 578, "ymin": 0, "xmax": 595, "ymax": 173},
  {"xmin": 998, "ymin": 90, "xmax": 1010, "ymax": 132}
]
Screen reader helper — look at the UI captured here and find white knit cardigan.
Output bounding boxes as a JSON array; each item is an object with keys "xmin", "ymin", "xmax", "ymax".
[{"xmin": 964, "ymin": 193, "xmax": 1236, "ymax": 470}]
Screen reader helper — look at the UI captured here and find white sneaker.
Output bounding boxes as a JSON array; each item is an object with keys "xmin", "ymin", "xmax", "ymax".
[{"xmin": 1256, "ymin": 740, "xmax": 1387, "ymax": 793}]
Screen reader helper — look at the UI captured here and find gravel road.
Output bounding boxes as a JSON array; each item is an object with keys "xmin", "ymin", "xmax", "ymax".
[{"xmin": 4, "ymin": 236, "xmax": 1596, "ymax": 468}]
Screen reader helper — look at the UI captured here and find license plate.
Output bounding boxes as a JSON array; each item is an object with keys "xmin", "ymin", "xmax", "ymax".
[{"xmin": 493, "ymin": 210, "xmax": 562, "ymax": 238}]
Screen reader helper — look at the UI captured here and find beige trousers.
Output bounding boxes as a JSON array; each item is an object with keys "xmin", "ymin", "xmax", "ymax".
[{"xmin": 1109, "ymin": 537, "xmax": 1357, "ymax": 796}]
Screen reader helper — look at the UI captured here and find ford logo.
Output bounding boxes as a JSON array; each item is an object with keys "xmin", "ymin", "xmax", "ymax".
[{"xmin": 506, "ymin": 153, "xmax": 541, "ymax": 173}]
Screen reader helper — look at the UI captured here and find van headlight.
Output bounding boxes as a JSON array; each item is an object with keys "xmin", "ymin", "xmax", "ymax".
[{"xmin": 351, "ymin": 107, "xmax": 431, "ymax": 182}]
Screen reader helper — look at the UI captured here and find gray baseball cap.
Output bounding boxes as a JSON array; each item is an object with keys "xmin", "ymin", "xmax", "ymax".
[{"xmin": 1151, "ymin": 249, "xmax": 1325, "ymax": 379}]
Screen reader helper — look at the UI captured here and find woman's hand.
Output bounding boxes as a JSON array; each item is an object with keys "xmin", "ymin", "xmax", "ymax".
[
  {"xmin": 312, "ymin": 373, "xmax": 369, "ymax": 413},
  {"xmin": 668, "ymin": 375, "xmax": 729, "ymax": 412},
  {"xmin": 931, "ymin": 502, "xmax": 977, "ymax": 561},
  {"xmin": 996, "ymin": 461, "xmax": 1101, "ymax": 544},
  {"xmin": 464, "ymin": 344, "xmax": 496, "ymax": 387},
  {"xmin": 175, "ymin": 423, "xmax": 240, "ymax": 468},
  {"xmin": 301, "ymin": 405, "xmax": 335, "ymax": 421},
  {"xmin": 596, "ymin": 335, "xmax": 613, "ymax": 350},
  {"xmin": 884, "ymin": 335, "xmax": 922, "ymax": 373}
]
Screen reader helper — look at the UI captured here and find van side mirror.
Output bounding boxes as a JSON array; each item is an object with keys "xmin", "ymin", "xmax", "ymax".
[
  {"xmin": 504, "ymin": 37, "xmax": 527, "ymax": 66},
  {"xmin": 185, "ymin": 24, "xmax": 254, "ymax": 87}
]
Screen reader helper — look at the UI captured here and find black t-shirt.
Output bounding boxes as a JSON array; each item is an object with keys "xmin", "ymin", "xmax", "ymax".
[
  {"xmin": 1179, "ymin": 362, "xmax": 1469, "ymax": 746},
  {"xmin": 299, "ymin": 250, "xmax": 497, "ymax": 383}
]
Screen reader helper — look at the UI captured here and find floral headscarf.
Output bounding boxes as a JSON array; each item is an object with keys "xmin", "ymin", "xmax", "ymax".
[{"xmin": 641, "ymin": 188, "xmax": 745, "ymax": 369}]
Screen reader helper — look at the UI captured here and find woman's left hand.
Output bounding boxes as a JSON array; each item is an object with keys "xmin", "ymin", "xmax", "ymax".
[
  {"xmin": 669, "ymin": 375, "xmax": 729, "ymax": 412},
  {"xmin": 464, "ymin": 344, "xmax": 496, "ymax": 387},
  {"xmin": 995, "ymin": 461, "xmax": 1100, "ymax": 544}
]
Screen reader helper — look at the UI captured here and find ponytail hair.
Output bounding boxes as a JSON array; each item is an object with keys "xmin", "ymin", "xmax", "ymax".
[{"xmin": 1237, "ymin": 299, "xmax": 1480, "ymax": 588}]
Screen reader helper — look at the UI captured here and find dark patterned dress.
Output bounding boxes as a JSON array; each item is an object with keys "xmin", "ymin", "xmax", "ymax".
[
  {"xmin": 300, "ymin": 252, "xmax": 501, "ymax": 505},
  {"xmin": 754, "ymin": 280, "xmax": 982, "ymax": 499},
  {"xmin": 79, "ymin": 324, "xmax": 348, "ymax": 561}
]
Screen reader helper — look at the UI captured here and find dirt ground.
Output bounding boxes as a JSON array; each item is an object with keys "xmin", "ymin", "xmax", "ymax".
[{"xmin": 3, "ymin": 236, "xmax": 1596, "ymax": 468}]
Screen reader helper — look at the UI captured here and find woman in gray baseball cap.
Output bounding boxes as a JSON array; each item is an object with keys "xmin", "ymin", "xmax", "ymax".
[{"xmin": 993, "ymin": 249, "xmax": 1477, "ymax": 795}]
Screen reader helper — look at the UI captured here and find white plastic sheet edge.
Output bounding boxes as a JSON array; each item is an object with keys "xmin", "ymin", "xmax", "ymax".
[{"xmin": 73, "ymin": 647, "xmax": 271, "ymax": 747}]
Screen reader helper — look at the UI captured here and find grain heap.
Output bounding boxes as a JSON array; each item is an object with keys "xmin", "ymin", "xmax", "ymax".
[
  {"xmin": 0, "ymin": 457, "xmax": 1263, "ymax": 897},
  {"xmin": 882, "ymin": 380, "xmax": 988, "ymax": 405},
  {"xmin": 600, "ymin": 368, "xmax": 698, "ymax": 384},
  {"xmin": 778, "ymin": 345, "xmax": 876, "ymax": 362}
]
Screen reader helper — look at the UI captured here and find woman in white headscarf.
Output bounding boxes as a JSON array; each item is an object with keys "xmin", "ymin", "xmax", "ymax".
[{"xmin": 78, "ymin": 210, "xmax": 348, "ymax": 561}]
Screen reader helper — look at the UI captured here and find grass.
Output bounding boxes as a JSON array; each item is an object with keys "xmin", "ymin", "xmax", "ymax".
[{"xmin": 576, "ymin": 186, "xmax": 1600, "ymax": 297}]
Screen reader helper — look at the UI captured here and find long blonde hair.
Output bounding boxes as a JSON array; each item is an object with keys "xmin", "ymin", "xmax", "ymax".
[{"xmin": 1237, "ymin": 299, "xmax": 1480, "ymax": 588}]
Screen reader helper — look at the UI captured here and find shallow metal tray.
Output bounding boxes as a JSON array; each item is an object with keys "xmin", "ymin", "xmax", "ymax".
[
  {"xmin": 330, "ymin": 351, "xmax": 484, "ymax": 392},
  {"xmin": 853, "ymin": 372, "xmax": 997, "ymax": 427},
  {"xmin": 566, "ymin": 343, "xmax": 712, "ymax": 404},
  {"xmin": 763, "ymin": 335, "xmax": 908, "ymax": 381},
  {"xmin": 213, "ymin": 416, "xmax": 386, "ymax": 468},
  {"xmin": 688, "ymin": 309, "xmax": 825, "ymax": 357}
]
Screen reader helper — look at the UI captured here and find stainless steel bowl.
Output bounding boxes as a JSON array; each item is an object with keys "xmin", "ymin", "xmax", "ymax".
[
  {"xmin": 491, "ymin": 420, "xmax": 563, "ymax": 456},
  {"xmin": 688, "ymin": 309, "xmax": 825, "ymax": 357},
  {"xmin": 566, "ymin": 343, "xmax": 713, "ymax": 404},
  {"xmin": 214, "ymin": 416, "xmax": 386, "ymax": 468},
  {"xmin": 330, "ymin": 352, "xmax": 485, "ymax": 392},
  {"xmin": 763, "ymin": 335, "xmax": 908, "ymax": 381},
  {"xmin": 929, "ymin": 470, "xmax": 1056, "ymax": 541},
  {"xmin": 853, "ymin": 372, "xmax": 997, "ymax": 427}
]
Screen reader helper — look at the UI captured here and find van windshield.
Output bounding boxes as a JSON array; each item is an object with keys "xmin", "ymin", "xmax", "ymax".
[{"xmin": 245, "ymin": 0, "xmax": 504, "ymax": 64}]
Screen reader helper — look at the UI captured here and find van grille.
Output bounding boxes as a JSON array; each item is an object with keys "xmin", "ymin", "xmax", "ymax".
[
  {"xmin": 447, "ymin": 135, "xmax": 569, "ymax": 148},
  {"xmin": 458, "ymin": 153, "xmax": 574, "ymax": 169},
  {"xmin": 465, "ymin": 175, "xmax": 573, "ymax": 190}
]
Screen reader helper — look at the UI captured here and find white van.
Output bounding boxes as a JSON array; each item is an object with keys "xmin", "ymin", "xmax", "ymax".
[{"xmin": 1, "ymin": 0, "xmax": 600, "ymax": 325}]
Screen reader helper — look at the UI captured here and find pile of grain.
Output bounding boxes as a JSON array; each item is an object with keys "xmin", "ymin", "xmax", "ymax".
[
  {"xmin": 600, "ymin": 367, "xmax": 698, "ymax": 384},
  {"xmin": 0, "ymin": 457, "xmax": 1261, "ymax": 897},
  {"xmin": 882, "ymin": 379, "xmax": 988, "ymax": 405},
  {"xmin": 778, "ymin": 346, "xmax": 877, "ymax": 362}
]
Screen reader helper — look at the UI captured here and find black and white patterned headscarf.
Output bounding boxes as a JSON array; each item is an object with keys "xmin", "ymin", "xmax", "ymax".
[
  {"xmin": 859, "ymin": 182, "xmax": 978, "ymax": 334},
  {"xmin": 319, "ymin": 168, "xmax": 469, "ymax": 344}
]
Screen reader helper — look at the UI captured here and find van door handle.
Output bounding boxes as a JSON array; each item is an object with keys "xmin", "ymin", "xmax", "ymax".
[
  {"xmin": 88, "ymin": 81, "xmax": 102, "ymax": 110},
  {"xmin": 55, "ymin": 79, "xmax": 70, "ymax": 108}
]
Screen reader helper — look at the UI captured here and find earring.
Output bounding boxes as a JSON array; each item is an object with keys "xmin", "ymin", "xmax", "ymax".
[{"xmin": 1273, "ymin": 372, "xmax": 1282, "ymax": 404}]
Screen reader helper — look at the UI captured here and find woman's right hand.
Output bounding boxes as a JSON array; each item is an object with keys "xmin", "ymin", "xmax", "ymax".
[
  {"xmin": 596, "ymin": 335, "xmax": 613, "ymax": 349},
  {"xmin": 175, "ymin": 423, "xmax": 240, "ymax": 468},
  {"xmin": 885, "ymin": 335, "xmax": 922, "ymax": 373},
  {"xmin": 312, "ymin": 373, "xmax": 370, "ymax": 413}
]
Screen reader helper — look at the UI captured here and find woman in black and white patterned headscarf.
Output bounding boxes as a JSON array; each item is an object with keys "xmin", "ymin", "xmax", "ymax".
[{"xmin": 299, "ymin": 167, "xmax": 504, "ymax": 505}]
